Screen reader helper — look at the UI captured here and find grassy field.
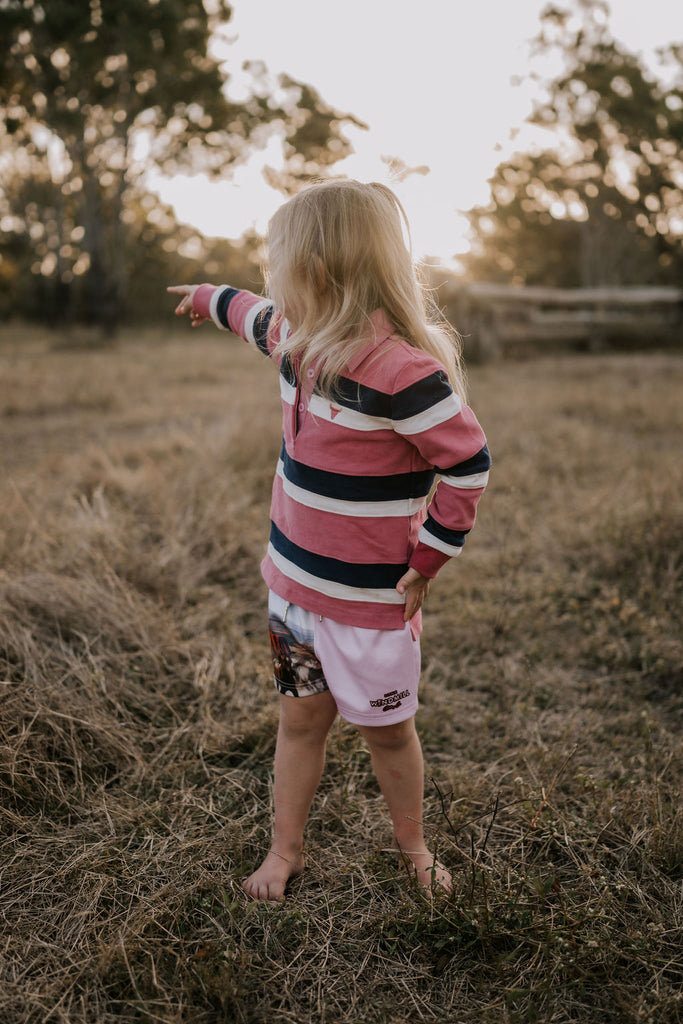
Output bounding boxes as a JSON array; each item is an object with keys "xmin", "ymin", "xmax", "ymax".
[{"xmin": 1, "ymin": 324, "xmax": 681, "ymax": 1024}]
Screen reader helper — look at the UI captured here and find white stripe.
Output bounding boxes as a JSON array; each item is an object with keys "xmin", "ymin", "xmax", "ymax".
[
  {"xmin": 276, "ymin": 460, "xmax": 425, "ymax": 518},
  {"xmin": 209, "ymin": 286, "xmax": 231, "ymax": 330},
  {"xmin": 417, "ymin": 524, "xmax": 464, "ymax": 558},
  {"xmin": 393, "ymin": 394, "xmax": 462, "ymax": 436},
  {"xmin": 303, "ymin": 391, "xmax": 462, "ymax": 435},
  {"xmin": 267, "ymin": 544, "xmax": 405, "ymax": 604},
  {"xmin": 280, "ymin": 318, "xmax": 291, "ymax": 342},
  {"xmin": 308, "ymin": 393, "xmax": 394, "ymax": 432},
  {"xmin": 440, "ymin": 470, "xmax": 490, "ymax": 490},
  {"xmin": 244, "ymin": 299, "xmax": 274, "ymax": 347},
  {"xmin": 280, "ymin": 376, "xmax": 296, "ymax": 406}
]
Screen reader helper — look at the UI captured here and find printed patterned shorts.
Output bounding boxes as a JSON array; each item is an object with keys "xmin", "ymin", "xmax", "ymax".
[{"xmin": 268, "ymin": 591, "xmax": 420, "ymax": 726}]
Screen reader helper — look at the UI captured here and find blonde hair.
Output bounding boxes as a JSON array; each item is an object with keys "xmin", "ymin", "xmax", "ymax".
[{"xmin": 266, "ymin": 179, "xmax": 466, "ymax": 400}]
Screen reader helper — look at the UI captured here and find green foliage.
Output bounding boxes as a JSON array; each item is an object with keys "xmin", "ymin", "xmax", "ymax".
[
  {"xmin": 0, "ymin": 0, "xmax": 361, "ymax": 328},
  {"xmin": 464, "ymin": 0, "xmax": 683, "ymax": 286}
]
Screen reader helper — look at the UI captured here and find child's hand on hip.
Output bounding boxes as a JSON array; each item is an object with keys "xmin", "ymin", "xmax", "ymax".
[
  {"xmin": 167, "ymin": 284, "xmax": 207, "ymax": 327},
  {"xmin": 396, "ymin": 568, "xmax": 430, "ymax": 621}
]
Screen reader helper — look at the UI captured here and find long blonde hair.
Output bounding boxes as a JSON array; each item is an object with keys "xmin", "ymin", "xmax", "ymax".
[{"xmin": 266, "ymin": 179, "xmax": 466, "ymax": 400}]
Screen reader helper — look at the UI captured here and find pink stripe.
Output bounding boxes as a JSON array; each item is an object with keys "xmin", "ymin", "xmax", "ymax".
[
  {"xmin": 271, "ymin": 477, "xmax": 421, "ymax": 563},
  {"xmin": 226, "ymin": 290, "xmax": 284, "ymax": 357},
  {"xmin": 262, "ymin": 558, "xmax": 411, "ymax": 631},
  {"xmin": 407, "ymin": 406, "xmax": 486, "ymax": 470},
  {"xmin": 353, "ymin": 338, "xmax": 443, "ymax": 390},
  {"xmin": 296, "ymin": 422, "xmax": 429, "ymax": 475},
  {"xmin": 226, "ymin": 291, "xmax": 261, "ymax": 338},
  {"xmin": 409, "ymin": 543, "xmax": 450, "ymax": 578},
  {"xmin": 193, "ymin": 284, "xmax": 216, "ymax": 320},
  {"xmin": 428, "ymin": 484, "xmax": 485, "ymax": 531}
]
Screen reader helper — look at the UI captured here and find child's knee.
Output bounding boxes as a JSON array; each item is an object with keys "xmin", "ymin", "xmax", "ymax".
[
  {"xmin": 278, "ymin": 691, "xmax": 337, "ymax": 739},
  {"xmin": 359, "ymin": 716, "xmax": 417, "ymax": 751}
]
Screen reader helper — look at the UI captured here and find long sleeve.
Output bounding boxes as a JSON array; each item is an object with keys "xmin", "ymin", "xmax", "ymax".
[
  {"xmin": 389, "ymin": 359, "xmax": 490, "ymax": 578},
  {"xmin": 193, "ymin": 284, "xmax": 286, "ymax": 359}
]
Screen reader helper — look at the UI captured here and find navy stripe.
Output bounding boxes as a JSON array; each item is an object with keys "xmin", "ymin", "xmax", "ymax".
[
  {"xmin": 437, "ymin": 444, "xmax": 491, "ymax": 477},
  {"xmin": 270, "ymin": 522, "xmax": 407, "ymax": 588},
  {"xmin": 392, "ymin": 371, "xmax": 453, "ymax": 420},
  {"xmin": 280, "ymin": 442, "xmax": 435, "ymax": 502},
  {"xmin": 422, "ymin": 516, "xmax": 469, "ymax": 549},
  {"xmin": 214, "ymin": 286, "xmax": 240, "ymax": 328},
  {"xmin": 317, "ymin": 370, "xmax": 452, "ymax": 421},
  {"xmin": 252, "ymin": 305, "xmax": 273, "ymax": 356},
  {"xmin": 280, "ymin": 354, "xmax": 296, "ymax": 386},
  {"xmin": 326, "ymin": 376, "xmax": 392, "ymax": 417}
]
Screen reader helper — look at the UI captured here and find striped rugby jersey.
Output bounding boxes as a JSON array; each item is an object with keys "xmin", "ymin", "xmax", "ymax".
[{"xmin": 193, "ymin": 285, "xmax": 490, "ymax": 631}]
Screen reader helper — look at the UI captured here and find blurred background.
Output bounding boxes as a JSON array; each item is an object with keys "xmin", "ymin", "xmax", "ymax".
[{"xmin": 1, "ymin": 0, "xmax": 681, "ymax": 347}]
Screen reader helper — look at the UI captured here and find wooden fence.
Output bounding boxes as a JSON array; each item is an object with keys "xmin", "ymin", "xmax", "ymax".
[{"xmin": 439, "ymin": 283, "xmax": 683, "ymax": 359}]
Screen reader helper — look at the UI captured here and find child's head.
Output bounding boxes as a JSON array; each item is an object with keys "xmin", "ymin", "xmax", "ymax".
[
  {"xmin": 267, "ymin": 179, "xmax": 414, "ymax": 328},
  {"xmin": 267, "ymin": 179, "xmax": 465, "ymax": 397}
]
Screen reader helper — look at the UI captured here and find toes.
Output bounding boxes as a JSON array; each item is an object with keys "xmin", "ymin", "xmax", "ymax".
[{"xmin": 241, "ymin": 873, "xmax": 286, "ymax": 903}]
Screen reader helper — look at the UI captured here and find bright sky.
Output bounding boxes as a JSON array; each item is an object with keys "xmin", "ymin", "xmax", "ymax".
[{"xmin": 152, "ymin": 0, "xmax": 679, "ymax": 264}]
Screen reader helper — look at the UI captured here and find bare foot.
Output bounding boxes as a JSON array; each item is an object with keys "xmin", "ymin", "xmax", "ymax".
[
  {"xmin": 404, "ymin": 850, "xmax": 452, "ymax": 893},
  {"xmin": 394, "ymin": 843, "xmax": 452, "ymax": 894},
  {"xmin": 241, "ymin": 848, "xmax": 304, "ymax": 903}
]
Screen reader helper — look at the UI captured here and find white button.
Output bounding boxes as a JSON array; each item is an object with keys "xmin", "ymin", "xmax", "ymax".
[
  {"xmin": 298, "ymin": 402, "xmax": 305, "ymax": 412},
  {"xmin": 307, "ymin": 368, "xmax": 315, "ymax": 378}
]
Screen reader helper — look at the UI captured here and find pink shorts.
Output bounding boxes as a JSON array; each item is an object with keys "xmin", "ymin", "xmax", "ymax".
[{"xmin": 268, "ymin": 591, "xmax": 420, "ymax": 726}]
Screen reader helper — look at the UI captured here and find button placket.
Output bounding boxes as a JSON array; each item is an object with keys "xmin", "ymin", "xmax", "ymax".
[
  {"xmin": 295, "ymin": 378, "xmax": 305, "ymax": 430},
  {"xmin": 295, "ymin": 366, "xmax": 318, "ymax": 432},
  {"xmin": 292, "ymin": 365, "xmax": 308, "ymax": 437},
  {"xmin": 290, "ymin": 376, "xmax": 301, "ymax": 440}
]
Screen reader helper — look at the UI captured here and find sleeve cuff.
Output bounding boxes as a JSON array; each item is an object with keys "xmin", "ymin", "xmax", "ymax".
[
  {"xmin": 409, "ymin": 543, "xmax": 451, "ymax": 578},
  {"xmin": 193, "ymin": 284, "xmax": 217, "ymax": 321}
]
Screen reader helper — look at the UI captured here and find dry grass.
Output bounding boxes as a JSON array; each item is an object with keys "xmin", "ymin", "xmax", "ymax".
[{"xmin": 1, "ymin": 324, "xmax": 681, "ymax": 1024}]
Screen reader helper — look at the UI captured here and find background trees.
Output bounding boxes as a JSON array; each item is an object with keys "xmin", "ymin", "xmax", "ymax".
[
  {"xmin": 2, "ymin": 0, "xmax": 680, "ymax": 328},
  {"xmin": 463, "ymin": 0, "xmax": 683, "ymax": 286},
  {"xmin": 0, "ymin": 0, "xmax": 361, "ymax": 328}
]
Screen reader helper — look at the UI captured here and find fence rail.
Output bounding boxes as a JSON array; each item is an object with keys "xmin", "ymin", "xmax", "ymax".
[{"xmin": 440, "ymin": 283, "xmax": 683, "ymax": 358}]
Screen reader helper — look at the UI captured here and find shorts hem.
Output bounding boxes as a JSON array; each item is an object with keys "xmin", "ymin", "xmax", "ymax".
[
  {"xmin": 273, "ymin": 677, "xmax": 329, "ymax": 699},
  {"xmin": 336, "ymin": 702, "xmax": 419, "ymax": 727}
]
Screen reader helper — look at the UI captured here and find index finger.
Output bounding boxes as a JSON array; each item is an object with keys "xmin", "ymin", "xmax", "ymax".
[{"xmin": 167, "ymin": 285, "xmax": 192, "ymax": 294}]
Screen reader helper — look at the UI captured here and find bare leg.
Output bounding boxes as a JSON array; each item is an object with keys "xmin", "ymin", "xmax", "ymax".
[
  {"xmin": 358, "ymin": 717, "xmax": 451, "ymax": 893},
  {"xmin": 242, "ymin": 690, "xmax": 337, "ymax": 902}
]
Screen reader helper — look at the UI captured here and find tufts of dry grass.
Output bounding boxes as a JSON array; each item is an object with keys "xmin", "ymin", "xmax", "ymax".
[{"xmin": 1, "ymin": 330, "xmax": 681, "ymax": 1023}]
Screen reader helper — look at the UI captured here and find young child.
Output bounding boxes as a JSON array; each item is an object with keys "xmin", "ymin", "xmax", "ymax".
[{"xmin": 168, "ymin": 179, "xmax": 490, "ymax": 902}]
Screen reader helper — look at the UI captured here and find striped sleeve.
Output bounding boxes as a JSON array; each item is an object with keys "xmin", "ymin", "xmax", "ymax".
[
  {"xmin": 192, "ymin": 285, "xmax": 286, "ymax": 358},
  {"xmin": 390, "ymin": 363, "xmax": 490, "ymax": 578}
]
